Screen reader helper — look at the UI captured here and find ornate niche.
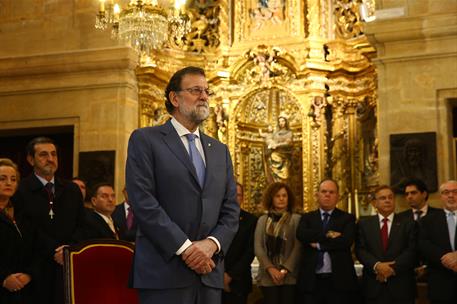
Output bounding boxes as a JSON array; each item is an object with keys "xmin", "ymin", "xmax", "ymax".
[{"xmin": 232, "ymin": 87, "xmax": 303, "ymax": 213}]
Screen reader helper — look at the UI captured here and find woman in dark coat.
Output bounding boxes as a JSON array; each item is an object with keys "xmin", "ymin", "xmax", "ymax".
[{"xmin": 0, "ymin": 158, "xmax": 39, "ymax": 304}]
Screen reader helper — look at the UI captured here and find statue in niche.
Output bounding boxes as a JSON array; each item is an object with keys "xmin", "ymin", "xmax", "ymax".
[
  {"xmin": 260, "ymin": 115, "xmax": 293, "ymax": 183},
  {"xmin": 214, "ymin": 104, "xmax": 228, "ymax": 143}
]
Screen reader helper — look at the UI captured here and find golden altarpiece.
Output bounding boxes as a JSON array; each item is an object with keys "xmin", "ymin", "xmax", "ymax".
[{"xmin": 136, "ymin": 0, "xmax": 378, "ymax": 214}]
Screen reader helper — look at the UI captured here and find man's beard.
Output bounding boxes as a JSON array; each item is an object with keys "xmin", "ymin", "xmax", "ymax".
[{"xmin": 182, "ymin": 102, "xmax": 209, "ymax": 125}]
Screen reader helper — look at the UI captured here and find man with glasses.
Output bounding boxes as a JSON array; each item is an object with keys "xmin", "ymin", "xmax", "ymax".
[
  {"xmin": 126, "ymin": 66, "xmax": 239, "ymax": 304},
  {"xmin": 356, "ymin": 185, "xmax": 417, "ymax": 304},
  {"xmin": 419, "ymin": 180, "xmax": 457, "ymax": 304},
  {"xmin": 83, "ymin": 183, "xmax": 119, "ymax": 240}
]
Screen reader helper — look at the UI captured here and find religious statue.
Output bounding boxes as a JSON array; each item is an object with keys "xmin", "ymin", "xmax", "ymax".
[{"xmin": 260, "ymin": 115, "xmax": 293, "ymax": 183}]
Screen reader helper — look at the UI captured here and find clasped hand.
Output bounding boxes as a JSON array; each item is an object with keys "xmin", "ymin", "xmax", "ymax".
[
  {"xmin": 441, "ymin": 252, "xmax": 457, "ymax": 272},
  {"xmin": 267, "ymin": 267, "xmax": 288, "ymax": 285},
  {"xmin": 182, "ymin": 239, "xmax": 217, "ymax": 275},
  {"xmin": 375, "ymin": 261, "xmax": 396, "ymax": 282},
  {"xmin": 3, "ymin": 273, "xmax": 31, "ymax": 292}
]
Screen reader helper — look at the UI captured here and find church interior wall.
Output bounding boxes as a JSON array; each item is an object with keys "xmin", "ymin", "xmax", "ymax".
[
  {"xmin": 0, "ymin": 0, "xmax": 456, "ymax": 207},
  {"xmin": 367, "ymin": 0, "xmax": 457, "ymax": 209}
]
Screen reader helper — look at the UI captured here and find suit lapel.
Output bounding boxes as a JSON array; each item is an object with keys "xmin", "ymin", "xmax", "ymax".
[
  {"xmin": 387, "ymin": 215, "xmax": 402, "ymax": 254},
  {"xmin": 54, "ymin": 178, "xmax": 64, "ymax": 203},
  {"xmin": 368, "ymin": 216, "xmax": 384, "ymax": 256},
  {"xmin": 161, "ymin": 121, "xmax": 201, "ymax": 188},
  {"xmin": 200, "ymin": 133, "xmax": 217, "ymax": 190}
]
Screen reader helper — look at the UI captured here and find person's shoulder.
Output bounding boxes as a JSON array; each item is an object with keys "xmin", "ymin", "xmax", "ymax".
[
  {"xmin": 358, "ymin": 215, "xmax": 376, "ymax": 226},
  {"xmin": 133, "ymin": 122, "xmax": 170, "ymax": 136},
  {"xmin": 423, "ymin": 207, "xmax": 444, "ymax": 222},
  {"xmin": 241, "ymin": 209, "xmax": 257, "ymax": 220},
  {"xmin": 301, "ymin": 209, "xmax": 319, "ymax": 218},
  {"xmin": 396, "ymin": 209, "xmax": 412, "ymax": 221},
  {"xmin": 17, "ymin": 174, "xmax": 40, "ymax": 190},
  {"xmin": 426, "ymin": 206, "xmax": 441, "ymax": 216}
]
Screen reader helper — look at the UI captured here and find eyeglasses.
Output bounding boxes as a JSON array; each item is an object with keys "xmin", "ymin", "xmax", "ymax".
[
  {"xmin": 178, "ymin": 87, "xmax": 215, "ymax": 97},
  {"xmin": 441, "ymin": 189, "xmax": 457, "ymax": 196}
]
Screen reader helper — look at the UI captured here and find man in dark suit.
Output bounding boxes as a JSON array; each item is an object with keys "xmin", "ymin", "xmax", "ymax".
[
  {"xmin": 126, "ymin": 66, "xmax": 240, "ymax": 304},
  {"xmin": 84, "ymin": 183, "xmax": 119, "ymax": 240},
  {"xmin": 222, "ymin": 183, "xmax": 257, "ymax": 304},
  {"xmin": 112, "ymin": 186, "xmax": 137, "ymax": 242},
  {"xmin": 356, "ymin": 185, "xmax": 416, "ymax": 304},
  {"xmin": 296, "ymin": 179, "xmax": 359, "ymax": 304},
  {"xmin": 12, "ymin": 136, "xmax": 85, "ymax": 304},
  {"xmin": 397, "ymin": 178, "xmax": 440, "ymax": 282},
  {"xmin": 419, "ymin": 180, "xmax": 457, "ymax": 304},
  {"xmin": 397, "ymin": 178, "xmax": 439, "ymax": 222}
]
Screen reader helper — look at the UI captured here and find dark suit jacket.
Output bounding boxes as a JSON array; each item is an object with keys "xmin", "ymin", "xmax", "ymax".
[
  {"xmin": 12, "ymin": 174, "xmax": 85, "ymax": 304},
  {"xmin": 419, "ymin": 209, "xmax": 457, "ymax": 302},
  {"xmin": 83, "ymin": 210, "xmax": 119, "ymax": 240},
  {"xmin": 224, "ymin": 209, "xmax": 257, "ymax": 295},
  {"xmin": 0, "ymin": 212, "xmax": 40, "ymax": 304},
  {"xmin": 356, "ymin": 214, "xmax": 417, "ymax": 301},
  {"xmin": 112, "ymin": 202, "xmax": 137, "ymax": 242},
  {"xmin": 296, "ymin": 208, "xmax": 358, "ymax": 293},
  {"xmin": 126, "ymin": 120, "xmax": 239, "ymax": 290}
]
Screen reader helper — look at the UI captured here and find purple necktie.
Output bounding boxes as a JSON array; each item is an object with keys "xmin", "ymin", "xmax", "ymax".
[{"xmin": 126, "ymin": 206, "xmax": 134, "ymax": 230}]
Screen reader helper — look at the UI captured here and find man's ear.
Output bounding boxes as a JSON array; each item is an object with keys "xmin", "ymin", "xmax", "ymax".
[
  {"xmin": 26, "ymin": 155, "xmax": 34, "ymax": 167},
  {"xmin": 91, "ymin": 197, "xmax": 97, "ymax": 207},
  {"xmin": 169, "ymin": 91, "xmax": 179, "ymax": 108}
]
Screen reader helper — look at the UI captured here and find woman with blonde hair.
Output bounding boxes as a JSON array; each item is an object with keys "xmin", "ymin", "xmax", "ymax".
[
  {"xmin": 254, "ymin": 182, "xmax": 302, "ymax": 304},
  {"xmin": 0, "ymin": 158, "xmax": 38, "ymax": 304}
]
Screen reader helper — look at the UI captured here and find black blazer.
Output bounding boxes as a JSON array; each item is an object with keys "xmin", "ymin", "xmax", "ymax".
[
  {"xmin": 419, "ymin": 209, "xmax": 457, "ymax": 302},
  {"xmin": 112, "ymin": 202, "xmax": 137, "ymax": 242},
  {"xmin": 12, "ymin": 174, "xmax": 85, "ymax": 304},
  {"xmin": 0, "ymin": 212, "xmax": 40, "ymax": 304},
  {"xmin": 224, "ymin": 209, "xmax": 257, "ymax": 295},
  {"xmin": 356, "ymin": 214, "xmax": 416, "ymax": 301},
  {"xmin": 296, "ymin": 208, "xmax": 358, "ymax": 293},
  {"xmin": 12, "ymin": 174, "xmax": 85, "ymax": 257},
  {"xmin": 83, "ymin": 210, "xmax": 119, "ymax": 240}
]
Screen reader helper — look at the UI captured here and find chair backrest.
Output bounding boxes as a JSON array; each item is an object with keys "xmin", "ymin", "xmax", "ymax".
[{"xmin": 64, "ymin": 239, "xmax": 138, "ymax": 304}]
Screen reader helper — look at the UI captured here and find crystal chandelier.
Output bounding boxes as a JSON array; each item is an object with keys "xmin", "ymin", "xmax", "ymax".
[{"xmin": 95, "ymin": 0, "xmax": 190, "ymax": 56}]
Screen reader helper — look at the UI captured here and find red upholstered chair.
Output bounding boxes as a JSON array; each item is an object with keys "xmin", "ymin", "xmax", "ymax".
[{"xmin": 64, "ymin": 239, "xmax": 139, "ymax": 304}]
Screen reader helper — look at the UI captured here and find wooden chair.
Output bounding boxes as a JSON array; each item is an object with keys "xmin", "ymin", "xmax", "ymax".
[{"xmin": 64, "ymin": 239, "xmax": 138, "ymax": 304}]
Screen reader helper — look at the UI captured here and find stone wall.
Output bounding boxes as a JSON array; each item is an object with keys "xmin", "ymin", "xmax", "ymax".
[
  {"xmin": 0, "ymin": 1, "xmax": 138, "ymax": 198},
  {"xmin": 366, "ymin": 0, "xmax": 457, "ymax": 208}
]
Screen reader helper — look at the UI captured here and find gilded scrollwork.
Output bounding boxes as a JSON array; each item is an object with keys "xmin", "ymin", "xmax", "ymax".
[
  {"xmin": 135, "ymin": 0, "xmax": 378, "ymax": 215},
  {"xmin": 333, "ymin": 0, "xmax": 364, "ymax": 39},
  {"xmin": 168, "ymin": 0, "xmax": 221, "ymax": 53}
]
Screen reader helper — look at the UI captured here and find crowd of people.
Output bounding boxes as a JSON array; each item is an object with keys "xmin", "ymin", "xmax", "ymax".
[{"xmin": 1, "ymin": 66, "xmax": 456, "ymax": 304}]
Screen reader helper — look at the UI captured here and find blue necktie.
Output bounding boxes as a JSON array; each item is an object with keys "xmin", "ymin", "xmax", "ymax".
[
  {"xmin": 316, "ymin": 212, "xmax": 330, "ymax": 270},
  {"xmin": 185, "ymin": 133, "xmax": 206, "ymax": 187},
  {"xmin": 447, "ymin": 212, "xmax": 456, "ymax": 251}
]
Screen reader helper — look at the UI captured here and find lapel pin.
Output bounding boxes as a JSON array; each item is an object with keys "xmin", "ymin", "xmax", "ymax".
[{"xmin": 208, "ymin": 143, "xmax": 211, "ymax": 147}]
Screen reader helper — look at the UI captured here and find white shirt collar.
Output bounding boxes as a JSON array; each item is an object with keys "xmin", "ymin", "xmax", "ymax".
[
  {"xmin": 412, "ymin": 204, "xmax": 428, "ymax": 216},
  {"xmin": 171, "ymin": 117, "xmax": 200, "ymax": 138},
  {"xmin": 319, "ymin": 208, "xmax": 334, "ymax": 216},
  {"xmin": 95, "ymin": 211, "xmax": 113, "ymax": 224},
  {"xmin": 34, "ymin": 173, "xmax": 55, "ymax": 186},
  {"xmin": 377, "ymin": 212, "xmax": 394, "ymax": 223},
  {"xmin": 444, "ymin": 208, "xmax": 456, "ymax": 216}
]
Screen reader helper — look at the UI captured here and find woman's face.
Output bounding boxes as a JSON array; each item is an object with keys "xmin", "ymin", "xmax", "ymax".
[
  {"xmin": 272, "ymin": 187, "xmax": 288, "ymax": 212},
  {"xmin": 278, "ymin": 117, "xmax": 286, "ymax": 129},
  {"xmin": 0, "ymin": 165, "xmax": 18, "ymax": 200}
]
